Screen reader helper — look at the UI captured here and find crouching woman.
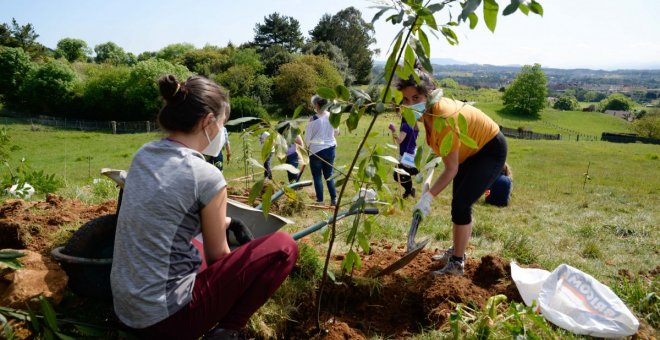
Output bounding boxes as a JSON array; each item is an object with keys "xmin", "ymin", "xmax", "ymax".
[{"xmin": 110, "ymin": 75, "xmax": 298, "ymax": 339}]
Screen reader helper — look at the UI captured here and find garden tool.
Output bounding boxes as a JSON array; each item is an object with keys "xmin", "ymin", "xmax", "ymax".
[{"xmin": 372, "ymin": 167, "xmax": 435, "ymax": 277}]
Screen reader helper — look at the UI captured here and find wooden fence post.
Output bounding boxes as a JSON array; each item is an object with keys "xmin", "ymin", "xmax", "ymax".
[
  {"xmin": 146, "ymin": 121, "xmax": 151, "ymax": 133},
  {"xmin": 111, "ymin": 121, "xmax": 117, "ymax": 134}
]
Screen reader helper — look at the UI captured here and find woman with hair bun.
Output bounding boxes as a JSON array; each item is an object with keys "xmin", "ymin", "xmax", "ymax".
[
  {"xmin": 110, "ymin": 75, "xmax": 298, "ymax": 339},
  {"xmin": 399, "ymin": 67, "xmax": 507, "ymax": 276}
]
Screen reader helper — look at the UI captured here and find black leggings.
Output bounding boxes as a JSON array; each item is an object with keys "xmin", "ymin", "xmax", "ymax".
[
  {"xmin": 451, "ymin": 132, "xmax": 507, "ymax": 225},
  {"xmin": 392, "ymin": 163, "xmax": 419, "ymax": 194}
]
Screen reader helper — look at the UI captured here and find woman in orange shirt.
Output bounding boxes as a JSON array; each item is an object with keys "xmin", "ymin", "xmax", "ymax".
[{"xmin": 400, "ymin": 68, "xmax": 508, "ymax": 276}]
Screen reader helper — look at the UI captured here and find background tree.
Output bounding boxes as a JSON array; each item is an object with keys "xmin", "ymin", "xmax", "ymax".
[
  {"xmin": 309, "ymin": 7, "xmax": 376, "ymax": 84},
  {"xmin": 122, "ymin": 59, "xmax": 190, "ymax": 120},
  {"xmin": 215, "ymin": 64, "xmax": 257, "ymax": 98},
  {"xmin": 81, "ymin": 64, "xmax": 130, "ymax": 120},
  {"xmin": 181, "ymin": 46, "xmax": 230, "ymax": 76},
  {"xmin": 274, "ymin": 55, "xmax": 343, "ymax": 111},
  {"xmin": 55, "ymin": 38, "xmax": 90, "ymax": 62},
  {"xmin": 19, "ymin": 60, "xmax": 79, "ymax": 115},
  {"xmin": 598, "ymin": 93, "xmax": 636, "ymax": 112},
  {"xmin": 303, "ymin": 41, "xmax": 354, "ymax": 85},
  {"xmin": 553, "ymin": 94, "xmax": 579, "ymax": 111},
  {"xmin": 94, "ymin": 41, "xmax": 129, "ymax": 65},
  {"xmin": 1, "ymin": 18, "xmax": 50, "ymax": 60},
  {"xmin": 632, "ymin": 110, "xmax": 660, "ymax": 138},
  {"xmin": 502, "ymin": 63, "xmax": 548, "ymax": 116},
  {"xmin": 259, "ymin": 45, "xmax": 293, "ymax": 76},
  {"xmin": 156, "ymin": 43, "xmax": 196, "ymax": 64},
  {"xmin": 252, "ymin": 13, "xmax": 304, "ymax": 53},
  {"xmin": 0, "ymin": 47, "xmax": 33, "ymax": 107}
]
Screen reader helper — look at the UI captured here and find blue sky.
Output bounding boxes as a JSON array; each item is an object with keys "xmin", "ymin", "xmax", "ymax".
[{"xmin": 3, "ymin": 0, "xmax": 660, "ymax": 70}]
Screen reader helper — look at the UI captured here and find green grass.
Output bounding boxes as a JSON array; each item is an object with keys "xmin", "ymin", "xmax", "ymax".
[
  {"xmin": 1, "ymin": 107, "xmax": 658, "ymax": 336},
  {"xmin": 476, "ymin": 102, "xmax": 632, "ymax": 137}
]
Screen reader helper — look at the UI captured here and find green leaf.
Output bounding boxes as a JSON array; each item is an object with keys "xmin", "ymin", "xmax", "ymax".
[
  {"xmin": 468, "ymin": 12, "xmax": 479, "ymax": 29},
  {"xmin": 261, "ymin": 184, "xmax": 273, "ymax": 217},
  {"xmin": 74, "ymin": 324, "xmax": 107, "ymax": 337},
  {"xmin": 357, "ymin": 232, "xmax": 370, "ymax": 254},
  {"xmin": 55, "ymin": 331, "xmax": 79, "ymax": 340},
  {"xmin": 329, "ymin": 113, "xmax": 341, "ymax": 128},
  {"xmin": 412, "ymin": 39, "xmax": 433, "ymax": 72},
  {"xmin": 401, "ymin": 106, "xmax": 417, "ymax": 127},
  {"xmin": 292, "ymin": 104, "xmax": 304, "ymax": 119},
  {"xmin": 393, "ymin": 89, "xmax": 403, "ymax": 106},
  {"xmin": 248, "ymin": 179, "xmax": 264, "ymax": 206},
  {"xmin": 335, "ymin": 84, "xmax": 350, "ymax": 101},
  {"xmin": 39, "ymin": 296, "xmax": 59, "ymax": 332},
  {"xmin": 225, "ymin": 116, "xmax": 261, "ymax": 126},
  {"xmin": 326, "ymin": 269, "xmax": 336, "ymax": 282},
  {"xmin": 458, "ymin": 113, "xmax": 468, "ymax": 134},
  {"xmin": 0, "ymin": 258, "xmax": 23, "ymax": 269},
  {"xmin": 440, "ymin": 133, "xmax": 454, "ymax": 156},
  {"xmin": 378, "ymin": 155, "xmax": 400, "ymax": 164},
  {"xmin": 414, "ymin": 145, "xmax": 424, "ymax": 168},
  {"xmin": 484, "ymin": 0, "xmax": 499, "ymax": 33},
  {"xmin": 404, "ymin": 44, "xmax": 415, "ymax": 69},
  {"xmin": 459, "ymin": 0, "xmax": 482, "ymax": 22},
  {"xmin": 529, "ymin": 1, "xmax": 543, "ymax": 16},
  {"xmin": 371, "ymin": 6, "xmax": 391, "ymax": 24},
  {"xmin": 427, "ymin": 3, "xmax": 445, "ymax": 13},
  {"xmin": 342, "ymin": 250, "xmax": 356, "ymax": 272},
  {"xmin": 418, "ymin": 29, "xmax": 431, "ymax": 60},
  {"xmin": 458, "ymin": 133, "xmax": 478, "ymax": 149},
  {"xmin": 322, "ymin": 225, "xmax": 330, "ymax": 242},
  {"xmin": 433, "ymin": 116, "xmax": 447, "ymax": 132},
  {"xmin": 261, "ymin": 132, "xmax": 274, "ymax": 163},
  {"xmin": 272, "ymin": 164, "xmax": 299, "ymax": 173},
  {"xmin": 518, "ymin": 3, "xmax": 530, "ymax": 15},
  {"xmin": 346, "ymin": 112, "xmax": 360, "ymax": 132},
  {"xmin": 421, "ymin": 12, "xmax": 438, "ymax": 30},
  {"xmin": 317, "ymin": 87, "xmax": 336, "ymax": 100},
  {"xmin": 503, "ymin": 0, "xmax": 521, "ymax": 15},
  {"xmin": 247, "ymin": 157, "xmax": 265, "ymax": 170},
  {"xmin": 0, "ymin": 250, "xmax": 26, "ymax": 259}
]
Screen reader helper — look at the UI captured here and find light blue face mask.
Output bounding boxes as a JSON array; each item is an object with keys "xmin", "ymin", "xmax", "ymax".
[{"xmin": 408, "ymin": 102, "xmax": 426, "ymax": 120}]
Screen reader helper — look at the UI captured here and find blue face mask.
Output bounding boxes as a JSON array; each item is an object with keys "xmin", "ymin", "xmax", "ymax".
[{"xmin": 408, "ymin": 102, "xmax": 426, "ymax": 120}]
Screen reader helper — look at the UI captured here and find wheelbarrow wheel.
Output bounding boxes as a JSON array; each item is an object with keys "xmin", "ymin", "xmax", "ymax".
[{"xmin": 61, "ymin": 214, "xmax": 117, "ymax": 300}]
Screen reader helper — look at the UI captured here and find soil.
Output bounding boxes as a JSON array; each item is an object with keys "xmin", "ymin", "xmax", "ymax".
[{"xmin": 0, "ymin": 196, "xmax": 655, "ymax": 339}]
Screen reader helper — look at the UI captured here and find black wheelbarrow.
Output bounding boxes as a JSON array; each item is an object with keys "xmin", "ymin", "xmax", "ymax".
[{"xmin": 51, "ymin": 169, "xmax": 378, "ymax": 300}]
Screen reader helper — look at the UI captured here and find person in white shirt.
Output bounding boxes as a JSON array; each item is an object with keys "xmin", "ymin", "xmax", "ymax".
[{"xmin": 304, "ymin": 95, "xmax": 338, "ymax": 205}]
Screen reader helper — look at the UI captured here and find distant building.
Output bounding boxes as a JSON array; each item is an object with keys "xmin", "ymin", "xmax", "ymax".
[{"xmin": 604, "ymin": 110, "xmax": 633, "ymax": 121}]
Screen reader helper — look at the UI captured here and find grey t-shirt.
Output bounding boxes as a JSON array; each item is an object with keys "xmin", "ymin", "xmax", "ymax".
[{"xmin": 110, "ymin": 139, "xmax": 226, "ymax": 329}]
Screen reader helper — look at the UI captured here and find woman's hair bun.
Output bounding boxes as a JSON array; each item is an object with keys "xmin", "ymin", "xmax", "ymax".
[{"xmin": 159, "ymin": 74, "xmax": 181, "ymax": 101}]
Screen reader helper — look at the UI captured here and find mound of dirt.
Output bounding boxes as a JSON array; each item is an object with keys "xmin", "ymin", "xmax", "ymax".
[
  {"xmin": 286, "ymin": 243, "xmax": 523, "ymax": 338},
  {"xmin": 0, "ymin": 194, "xmax": 115, "ymax": 254}
]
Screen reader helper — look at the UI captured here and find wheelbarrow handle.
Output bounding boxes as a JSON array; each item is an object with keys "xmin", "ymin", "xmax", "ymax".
[{"xmin": 291, "ymin": 207, "xmax": 379, "ymax": 241}]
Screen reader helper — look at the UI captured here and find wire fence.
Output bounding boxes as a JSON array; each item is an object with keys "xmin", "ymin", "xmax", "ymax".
[{"xmin": 4, "ymin": 113, "xmax": 158, "ymax": 134}]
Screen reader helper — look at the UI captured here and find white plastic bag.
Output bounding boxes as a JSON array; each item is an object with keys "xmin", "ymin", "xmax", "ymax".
[{"xmin": 511, "ymin": 262, "xmax": 639, "ymax": 338}]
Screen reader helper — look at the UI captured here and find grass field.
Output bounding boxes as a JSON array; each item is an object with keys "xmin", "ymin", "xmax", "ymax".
[{"xmin": 1, "ymin": 106, "xmax": 658, "ymax": 337}]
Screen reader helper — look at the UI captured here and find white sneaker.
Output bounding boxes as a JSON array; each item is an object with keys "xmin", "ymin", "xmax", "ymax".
[
  {"xmin": 431, "ymin": 247, "xmax": 454, "ymax": 264},
  {"xmin": 432, "ymin": 258, "xmax": 465, "ymax": 276}
]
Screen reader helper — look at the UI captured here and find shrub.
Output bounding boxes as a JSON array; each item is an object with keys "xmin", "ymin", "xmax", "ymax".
[
  {"xmin": 81, "ymin": 64, "xmax": 130, "ymax": 120},
  {"xmin": 229, "ymin": 96, "xmax": 268, "ymax": 121},
  {"xmin": 19, "ymin": 59, "xmax": 79, "ymax": 115},
  {"xmin": 598, "ymin": 93, "xmax": 636, "ymax": 112},
  {"xmin": 122, "ymin": 59, "xmax": 191, "ymax": 121},
  {"xmin": 632, "ymin": 112, "xmax": 660, "ymax": 138},
  {"xmin": 553, "ymin": 95, "xmax": 579, "ymax": 111}
]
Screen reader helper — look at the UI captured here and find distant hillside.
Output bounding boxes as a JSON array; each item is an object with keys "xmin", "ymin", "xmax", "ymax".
[{"xmin": 372, "ymin": 62, "xmax": 660, "ymax": 92}]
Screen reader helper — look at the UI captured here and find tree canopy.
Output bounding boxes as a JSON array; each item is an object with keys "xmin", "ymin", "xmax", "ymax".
[
  {"xmin": 94, "ymin": 42, "xmax": 131, "ymax": 65},
  {"xmin": 253, "ymin": 12, "xmax": 304, "ymax": 53},
  {"xmin": 502, "ymin": 63, "xmax": 548, "ymax": 116},
  {"xmin": 309, "ymin": 7, "xmax": 376, "ymax": 84},
  {"xmin": 598, "ymin": 93, "xmax": 636, "ymax": 112},
  {"xmin": 553, "ymin": 94, "xmax": 579, "ymax": 111},
  {"xmin": 55, "ymin": 38, "xmax": 90, "ymax": 62}
]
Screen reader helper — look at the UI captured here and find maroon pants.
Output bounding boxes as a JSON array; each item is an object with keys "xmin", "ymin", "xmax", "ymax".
[{"xmin": 133, "ymin": 232, "xmax": 298, "ymax": 340}]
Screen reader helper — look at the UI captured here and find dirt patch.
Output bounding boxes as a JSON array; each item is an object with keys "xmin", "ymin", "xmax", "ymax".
[
  {"xmin": 0, "ymin": 194, "xmax": 115, "ymax": 255},
  {"xmin": 285, "ymin": 242, "xmax": 524, "ymax": 338}
]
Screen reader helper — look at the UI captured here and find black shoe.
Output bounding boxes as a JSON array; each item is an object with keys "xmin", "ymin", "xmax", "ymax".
[
  {"xmin": 410, "ymin": 188, "xmax": 416, "ymax": 198},
  {"xmin": 402, "ymin": 191, "xmax": 412, "ymax": 199}
]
